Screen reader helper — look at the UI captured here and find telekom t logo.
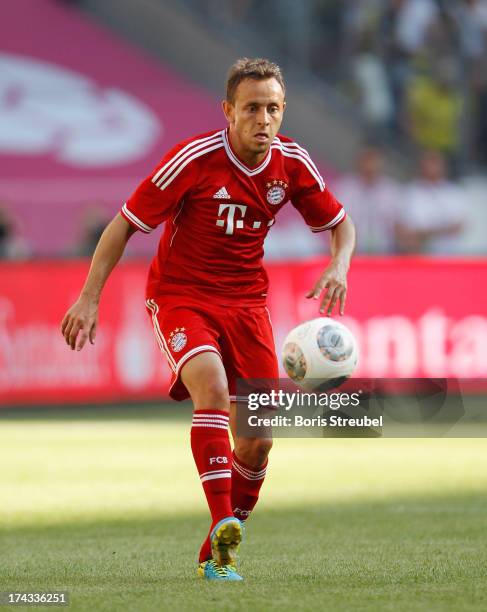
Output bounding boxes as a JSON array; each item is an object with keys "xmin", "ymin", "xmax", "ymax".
[{"xmin": 216, "ymin": 204, "xmax": 247, "ymax": 235}]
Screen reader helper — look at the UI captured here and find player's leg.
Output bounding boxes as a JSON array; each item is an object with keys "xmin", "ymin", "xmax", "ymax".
[
  {"xmin": 230, "ymin": 409, "xmax": 273, "ymax": 522},
  {"xmin": 198, "ymin": 305, "xmax": 277, "ymax": 563},
  {"xmin": 181, "ymin": 352, "xmax": 243, "ymax": 570},
  {"xmin": 227, "ymin": 306, "xmax": 277, "ymax": 524},
  {"xmin": 197, "ymin": 405, "xmax": 272, "ymax": 564},
  {"xmin": 146, "ymin": 298, "xmax": 242, "ymax": 576},
  {"xmin": 229, "ymin": 307, "xmax": 278, "ymax": 521},
  {"xmin": 231, "ymin": 428, "xmax": 273, "ymax": 467},
  {"xmin": 181, "ymin": 352, "xmax": 233, "ymax": 526}
]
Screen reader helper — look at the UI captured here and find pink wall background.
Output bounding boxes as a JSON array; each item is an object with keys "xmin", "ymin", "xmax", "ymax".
[{"xmin": 0, "ymin": 0, "xmax": 223, "ymax": 255}]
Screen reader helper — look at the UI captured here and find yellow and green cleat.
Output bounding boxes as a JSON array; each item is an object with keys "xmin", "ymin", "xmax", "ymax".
[
  {"xmin": 197, "ymin": 559, "xmax": 243, "ymax": 581},
  {"xmin": 210, "ymin": 517, "xmax": 243, "ymax": 567}
]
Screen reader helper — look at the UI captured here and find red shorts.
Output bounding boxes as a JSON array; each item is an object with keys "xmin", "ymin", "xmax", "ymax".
[{"xmin": 145, "ymin": 296, "xmax": 278, "ymax": 401}]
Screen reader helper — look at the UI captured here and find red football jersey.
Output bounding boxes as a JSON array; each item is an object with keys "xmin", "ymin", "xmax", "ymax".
[{"xmin": 121, "ymin": 128, "xmax": 346, "ymax": 306}]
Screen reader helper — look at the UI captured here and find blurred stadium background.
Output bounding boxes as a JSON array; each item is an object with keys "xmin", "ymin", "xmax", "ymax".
[{"xmin": 1, "ymin": 1, "xmax": 487, "ymax": 610}]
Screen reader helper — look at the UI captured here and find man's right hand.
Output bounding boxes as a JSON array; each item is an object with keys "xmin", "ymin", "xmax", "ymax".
[
  {"xmin": 59, "ymin": 213, "xmax": 136, "ymax": 351},
  {"xmin": 61, "ymin": 295, "xmax": 99, "ymax": 351}
]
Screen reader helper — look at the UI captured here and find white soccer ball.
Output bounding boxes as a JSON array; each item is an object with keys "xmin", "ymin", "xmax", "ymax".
[{"xmin": 282, "ymin": 318, "xmax": 359, "ymax": 391}]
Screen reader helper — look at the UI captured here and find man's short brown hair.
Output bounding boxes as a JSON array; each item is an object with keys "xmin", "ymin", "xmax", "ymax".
[{"xmin": 226, "ymin": 58, "xmax": 285, "ymax": 103}]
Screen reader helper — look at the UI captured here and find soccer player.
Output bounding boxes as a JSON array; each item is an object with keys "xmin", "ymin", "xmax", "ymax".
[{"xmin": 61, "ymin": 58, "xmax": 355, "ymax": 581}]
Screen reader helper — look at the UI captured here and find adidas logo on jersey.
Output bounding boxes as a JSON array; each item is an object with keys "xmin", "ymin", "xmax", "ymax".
[{"xmin": 213, "ymin": 186, "xmax": 231, "ymax": 199}]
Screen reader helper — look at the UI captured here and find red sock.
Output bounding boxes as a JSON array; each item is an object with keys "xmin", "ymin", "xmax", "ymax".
[
  {"xmin": 191, "ymin": 410, "xmax": 233, "ymax": 543},
  {"xmin": 231, "ymin": 451, "xmax": 268, "ymax": 521},
  {"xmin": 199, "ymin": 450, "xmax": 268, "ymax": 562}
]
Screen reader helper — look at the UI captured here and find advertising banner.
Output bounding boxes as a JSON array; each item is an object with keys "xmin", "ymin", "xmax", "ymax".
[{"xmin": 1, "ymin": 258, "xmax": 486, "ymax": 406}]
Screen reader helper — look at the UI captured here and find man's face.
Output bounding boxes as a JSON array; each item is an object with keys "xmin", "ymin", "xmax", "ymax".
[{"xmin": 223, "ymin": 77, "xmax": 285, "ymax": 160}]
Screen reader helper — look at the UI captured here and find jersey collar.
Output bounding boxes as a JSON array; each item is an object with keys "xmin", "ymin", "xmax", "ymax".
[{"xmin": 222, "ymin": 129, "xmax": 273, "ymax": 176}]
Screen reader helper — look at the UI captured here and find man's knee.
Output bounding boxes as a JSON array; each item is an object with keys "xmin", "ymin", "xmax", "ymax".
[
  {"xmin": 181, "ymin": 352, "xmax": 230, "ymax": 410},
  {"xmin": 234, "ymin": 437, "xmax": 273, "ymax": 467},
  {"xmin": 195, "ymin": 378, "xmax": 229, "ymax": 408}
]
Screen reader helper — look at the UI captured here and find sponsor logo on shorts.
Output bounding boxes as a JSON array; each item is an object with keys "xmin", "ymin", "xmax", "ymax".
[{"xmin": 169, "ymin": 328, "xmax": 187, "ymax": 352}]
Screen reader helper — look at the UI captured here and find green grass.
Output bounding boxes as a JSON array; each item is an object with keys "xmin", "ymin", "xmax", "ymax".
[{"xmin": 1, "ymin": 407, "xmax": 487, "ymax": 611}]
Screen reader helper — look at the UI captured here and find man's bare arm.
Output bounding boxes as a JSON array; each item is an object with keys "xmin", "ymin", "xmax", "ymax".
[
  {"xmin": 306, "ymin": 215, "xmax": 356, "ymax": 316},
  {"xmin": 61, "ymin": 213, "xmax": 137, "ymax": 351}
]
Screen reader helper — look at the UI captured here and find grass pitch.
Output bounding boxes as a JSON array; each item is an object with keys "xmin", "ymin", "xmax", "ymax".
[{"xmin": 1, "ymin": 405, "xmax": 487, "ymax": 611}]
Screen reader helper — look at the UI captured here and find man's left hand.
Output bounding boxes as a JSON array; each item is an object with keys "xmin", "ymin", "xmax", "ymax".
[{"xmin": 306, "ymin": 260, "xmax": 348, "ymax": 316}]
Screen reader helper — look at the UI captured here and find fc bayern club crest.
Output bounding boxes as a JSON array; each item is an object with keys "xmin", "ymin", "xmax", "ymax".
[
  {"xmin": 169, "ymin": 328, "xmax": 187, "ymax": 352},
  {"xmin": 266, "ymin": 179, "xmax": 288, "ymax": 205}
]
